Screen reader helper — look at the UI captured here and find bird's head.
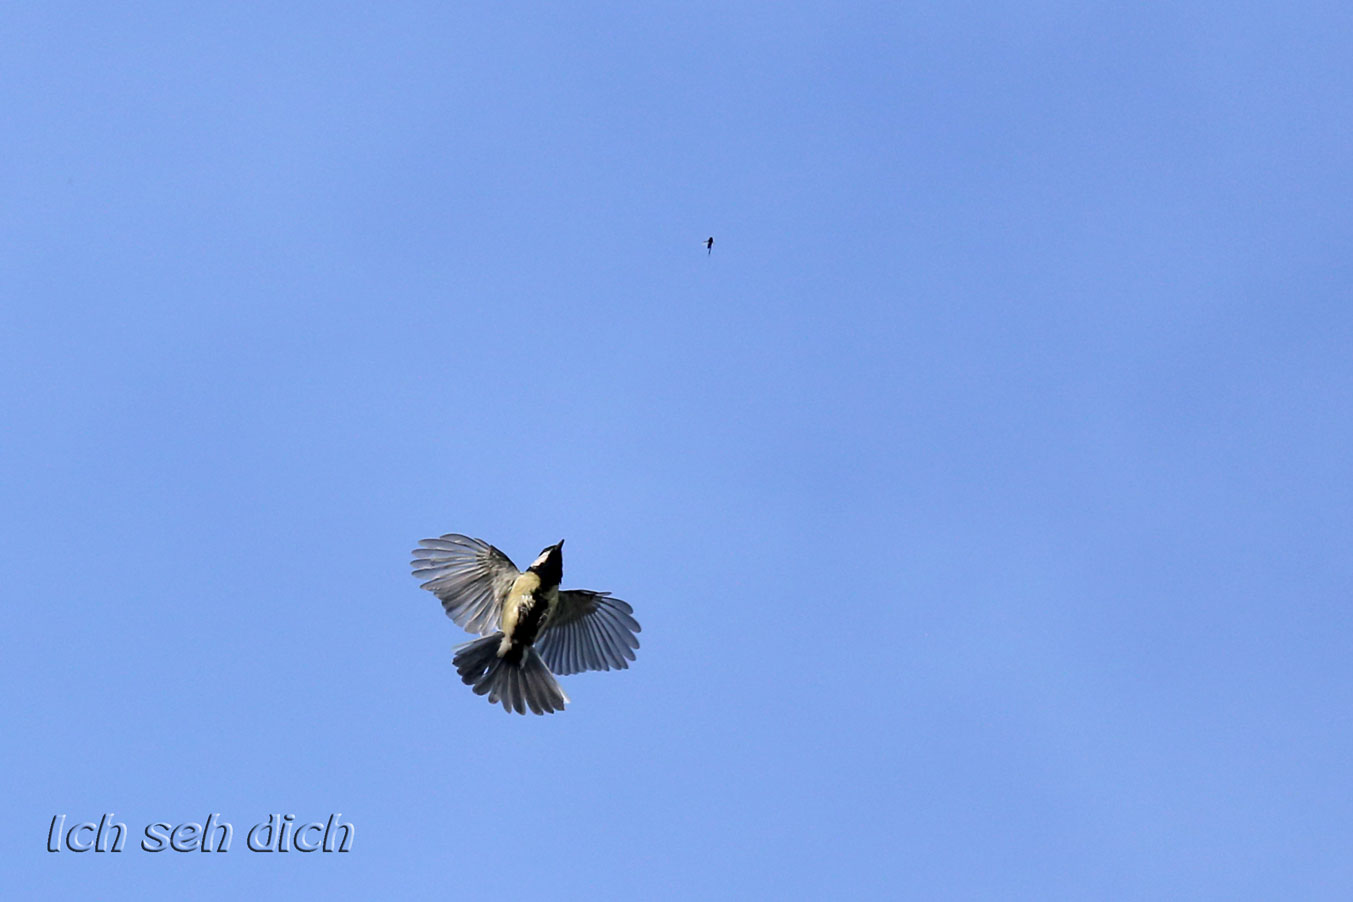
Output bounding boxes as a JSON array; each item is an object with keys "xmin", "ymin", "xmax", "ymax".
[{"xmin": 529, "ymin": 540, "xmax": 564, "ymax": 585}]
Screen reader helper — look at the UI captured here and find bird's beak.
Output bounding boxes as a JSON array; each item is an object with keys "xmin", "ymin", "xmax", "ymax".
[{"xmin": 557, "ymin": 539, "xmax": 565, "ymax": 549}]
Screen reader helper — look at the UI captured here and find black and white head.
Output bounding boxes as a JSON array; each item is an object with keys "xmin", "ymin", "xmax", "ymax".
[{"xmin": 529, "ymin": 540, "xmax": 564, "ymax": 586}]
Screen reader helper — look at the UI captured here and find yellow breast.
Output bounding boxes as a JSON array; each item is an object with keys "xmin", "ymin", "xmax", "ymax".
[{"xmin": 501, "ymin": 571, "xmax": 542, "ymax": 636}]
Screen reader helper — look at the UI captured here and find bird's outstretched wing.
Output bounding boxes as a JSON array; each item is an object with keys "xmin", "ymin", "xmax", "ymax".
[
  {"xmin": 536, "ymin": 590, "xmax": 641, "ymax": 675},
  {"xmin": 411, "ymin": 534, "xmax": 519, "ymax": 635}
]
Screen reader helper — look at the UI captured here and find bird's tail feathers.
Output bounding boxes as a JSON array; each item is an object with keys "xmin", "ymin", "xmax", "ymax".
[{"xmin": 453, "ymin": 634, "xmax": 568, "ymax": 715}]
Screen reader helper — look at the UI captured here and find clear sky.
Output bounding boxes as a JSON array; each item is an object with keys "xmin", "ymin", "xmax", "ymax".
[{"xmin": 3, "ymin": 2, "xmax": 1352, "ymax": 898}]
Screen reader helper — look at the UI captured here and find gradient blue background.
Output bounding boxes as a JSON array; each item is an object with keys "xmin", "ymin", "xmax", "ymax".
[{"xmin": 3, "ymin": 2, "xmax": 1351, "ymax": 897}]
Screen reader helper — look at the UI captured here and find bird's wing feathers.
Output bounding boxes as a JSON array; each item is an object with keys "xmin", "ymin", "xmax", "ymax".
[
  {"xmin": 411, "ymin": 534, "xmax": 519, "ymax": 635},
  {"xmin": 536, "ymin": 590, "xmax": 641, "ymax": 675}
]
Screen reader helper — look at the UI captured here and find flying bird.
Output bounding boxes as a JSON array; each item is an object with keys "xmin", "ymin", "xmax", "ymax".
[
  {"xmin": 704, "ymin": 236, "xmax": 714, "ymax": 254},
  {"xmin": 410, "ymin": 535, "xmax": 640, "ymax": 714}
]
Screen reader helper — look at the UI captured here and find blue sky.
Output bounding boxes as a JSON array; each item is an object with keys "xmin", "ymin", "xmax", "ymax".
[{"xmin": 3, "ymin": 2, "xmax": 1351, "ymax": 897}]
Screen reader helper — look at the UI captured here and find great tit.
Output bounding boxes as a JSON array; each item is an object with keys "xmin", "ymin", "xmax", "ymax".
[{"xmin": 410, "ymin": 534, "xmax": 640, "ymax": 714}]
